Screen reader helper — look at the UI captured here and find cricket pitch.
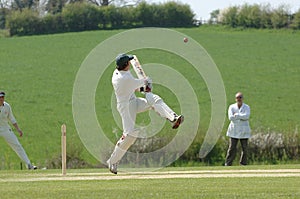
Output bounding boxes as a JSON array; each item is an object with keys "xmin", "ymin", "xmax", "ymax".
[{"xmin": 1, "ymin": 169, "xmax": 300, "ymax": 182}]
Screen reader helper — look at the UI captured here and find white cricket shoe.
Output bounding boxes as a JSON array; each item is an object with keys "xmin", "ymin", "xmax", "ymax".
[
  {"xmin": 172, "ymin": 115, "xmax": 184, "ymax": 129},
  {"xmin": 107, "ymin": 160, "xmax": 118, "ymax": 174},
  {"xmin": 28, "ymin": 164, "xmax": 37, "ymax": 170}
]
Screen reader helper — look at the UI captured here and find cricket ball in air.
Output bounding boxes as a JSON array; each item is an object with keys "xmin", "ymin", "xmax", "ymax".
[{"xmin": 183, "ymin": 37, "xmax": 188, "ymax": 43}]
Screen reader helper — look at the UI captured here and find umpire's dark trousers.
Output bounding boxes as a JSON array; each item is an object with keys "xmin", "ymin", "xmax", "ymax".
[{"xmin": 225, "ymin": 137, "xmax": 248, "ymax": 166}]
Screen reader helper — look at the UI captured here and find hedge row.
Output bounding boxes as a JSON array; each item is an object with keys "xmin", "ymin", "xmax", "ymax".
[
  {"xmin": 5, "ymin": 2, "xmax": 195, "ymax": 36},
  {"xmin": 117, "ymin": 132, "xmax": 299, "ymax": 167},
  {"xmin": 219, "ymin": 4, "xmax": 300, "ymax": 29}
]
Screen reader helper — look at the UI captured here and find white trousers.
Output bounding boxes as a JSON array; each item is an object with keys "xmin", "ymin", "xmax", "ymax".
[
  {"xmin": 107, "ymin": 93, "xmax": 176, "ymax": 164},
  {"xmin": 0, "ymin": 128, "xmax": 31, "ymax": 166}
]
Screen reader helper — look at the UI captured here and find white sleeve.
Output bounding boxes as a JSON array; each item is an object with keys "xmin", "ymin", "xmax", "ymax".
[
  {"xmin": 7, "ymin": 105, "xmax": 17, "ymax": 124},
  {"xmin": 236, "ymin": 105, "xmax": 250, "ymax": 120},
  {"xmin": 127, "ymin": 77, "xmax": 145, "ymax": 91},
  {"xmin": 228, "ymin": 105, "xmax": 237, "ymax": 121}
]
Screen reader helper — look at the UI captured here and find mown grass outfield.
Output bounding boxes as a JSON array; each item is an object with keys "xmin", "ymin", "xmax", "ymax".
[
  {"xmin": 0, "ymin": 165, "xmax": 300, "ymax": 198},
  {"xmin": 0, "ymin": 27, "xmax": 299, "ymax": 168},
  {"xmin": 0, "ymin": 27, "xmax": 300, "ymax": 198}
]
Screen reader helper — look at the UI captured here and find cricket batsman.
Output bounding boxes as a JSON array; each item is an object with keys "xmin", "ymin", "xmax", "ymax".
[
  {"xmin": 106, "ymin": 53, "xmax": 184, "ymax": 174},
  {"xmin": 0, "ymin": 91, "xmax": 37, "ymax": 170}
]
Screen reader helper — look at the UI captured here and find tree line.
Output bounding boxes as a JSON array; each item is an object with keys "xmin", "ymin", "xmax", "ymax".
[
  {"xmin": 1, "ymin": 1, "xmax": 300, "ymax": 37},
  {"xmin": 0, "ymin": 1, "xmax": 195, "ymax": 36},
  {"xmin": 210, "ymin": 4, "xmax": 300, "ymax": 29}
]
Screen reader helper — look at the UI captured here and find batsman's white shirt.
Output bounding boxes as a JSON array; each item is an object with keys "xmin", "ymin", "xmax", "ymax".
[
  {"xmin": 226, "ymin": 103, "xmax": 251, "ymax": 139},
  {"xmin": 112, "ymin": 69, "xmax": 147, "ymax": 136},
  {"xmin": 112, "ymin": 69, "xmax": 144, "ymax": 103}
]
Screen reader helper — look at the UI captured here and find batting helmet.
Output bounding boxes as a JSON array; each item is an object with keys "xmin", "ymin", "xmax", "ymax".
[{"xmin": 115, "ymin": 53, "xmax": 134, "ymax": 70}]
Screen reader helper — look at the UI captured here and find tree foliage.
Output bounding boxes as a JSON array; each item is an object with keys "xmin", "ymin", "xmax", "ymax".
[
  {"xmin": 46, "ymin": 0, "xmax": 67, "ymax": 14},
  {"xmin": 61, "ymin": 2, "xmax": 100, "ymax": 31},
  {"xmin": 11, "ymin": 0, "xmax": 36, "ymax": 10},
  {"xmin": 5, "ymin": 1, "xmax": 195, "ymax": 36},
  {"xmin": 2, "ymin": 2, "xmax": 300, "ymax": 36},
  {"xmin": 237, "ymin": 4, "xmax": 261, "ymax": 28},
  {"xmin": 136, "ymin": 1, "xmax": 194, "ymax": 27},
  {"xmin": 290, "ymin": 9, "xmax": 300, "ymax": 29},
  {"xmin": 219, "ymin": 3, "xmax": 297, "ymax": 29},
  {"xmin": 6, "ymin": 8, "xmax": 40, "ymax": 35},
  {"xmin": 270, "ymin": 4, "xmax": 290, "ymax": 29},
  {"xmin": 209, "ymin": 9, "xmax": 219, "ymax": 24}
]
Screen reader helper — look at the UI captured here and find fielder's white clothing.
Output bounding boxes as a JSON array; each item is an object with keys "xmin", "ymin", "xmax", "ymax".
[
  {"xmin": 226, "ymin": 103, "xmax": 251, "ymax": 139},
  {"xmin": 0, "ymin": 102, "xmax": 31, "ymax": 166},
  {"xmin": 107, "ymin": 69, "xmax": 176, "ymax": 164}
]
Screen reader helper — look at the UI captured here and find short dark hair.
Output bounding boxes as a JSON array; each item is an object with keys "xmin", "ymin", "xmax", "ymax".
[
  {"xmin": 117, "ymin": 61, "xmax": 129, "ymax": 70},
  {"xmin": 0, "ymin": 91, "xmax": 5, "ymax": 97}
]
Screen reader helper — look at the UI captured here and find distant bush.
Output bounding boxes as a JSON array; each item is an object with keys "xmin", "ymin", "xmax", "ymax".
[
  {"xmin": 237, "ymin": 4, "xmax": 262, "ymax": 28},
  {"xmin": 61, "ymin": 2, "xmax": 100, "ymax": 32},
  {"xmin": 0, "ymin": 8, "xmax": 10, "ymax": 29},
  {"xmin": 290, "ymin": 9, "xmax": 300, "ymax": 29},
  {"xmin": 6, "ymin": 9, "xmax": 41, "ymax": 36},
  {"xmin": 197, "ymin": 132, "xmax": 299, "ymax": 165},
  {"xmin": 41, "ymin": 14, "xmax": 64, "ymax": 34},
  {"xmin": 270, "ymin": 5, "xmax": 290, "ymax": 29},
  {"xmin": 45, "ymin": 143, "xmax": 95, "ymax": 169},
  {"xmin": 219, "ymin": 3, "xmax": 298, "ymax": 29},
  {"xmin": 5, "ymin": 2, "xmax": 195, "ymax": 36},
  {"xmin": 102, "ymin": 130, "xmax": 300, "ymax": 167},
  {"xmin": 220, "ymin": 6, "xmax": 239, "ymax": 27},
  {"xmin": 249, "ymin": 132, "xmax": 299, "ymax": 163}
]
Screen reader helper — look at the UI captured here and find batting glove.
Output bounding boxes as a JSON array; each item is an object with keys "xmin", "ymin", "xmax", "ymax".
[
  {"xmin": 145, "ymin": 77, "xmax": 152, "ymax": 92},
  {"xmin": 140, "ymin": 77, "xmax": 152, "ymax": 93}
]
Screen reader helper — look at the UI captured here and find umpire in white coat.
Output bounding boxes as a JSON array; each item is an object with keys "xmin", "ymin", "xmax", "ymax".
[
  {"xmin": 0, "ymin": 91, "xmax": 37, "ymax": 169},
  {"xmin": 106, "ymin": 53, "xmax": 184, "ymax": 174},
  {"xmin": 225, "ymin": 92, "xmax": 251, "ymax": 166}
]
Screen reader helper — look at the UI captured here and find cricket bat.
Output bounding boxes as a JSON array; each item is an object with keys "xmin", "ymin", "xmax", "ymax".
[
  {"xmin": 130, "ymin": 55, "xmax": 147, "ymax": 79},
  {"xmin": 130, "ymin": 55, "xmax": 152, "ymax": 92}
]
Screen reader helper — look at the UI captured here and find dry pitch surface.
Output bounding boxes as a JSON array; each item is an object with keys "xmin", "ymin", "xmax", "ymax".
[{"xmin": 2, "ymin": 169, "xmax": 300, "ymax": 182}]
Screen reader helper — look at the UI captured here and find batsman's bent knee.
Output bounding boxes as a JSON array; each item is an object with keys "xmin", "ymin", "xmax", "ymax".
[
  {"xmin": 117, "ymin": 134, "xmax": 137, "ymax": 150},
  {"xmin": 145, "ymin": 92, "xmax": 163, "ymax": 106}
]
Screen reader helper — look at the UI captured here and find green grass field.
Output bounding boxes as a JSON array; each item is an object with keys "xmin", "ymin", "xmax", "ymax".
[
  {"xmin": 0, "ymin": 165, "xmax": 300, "ymax": 199},
  {"xmin": 0, "ymin": 27, "xmax": 299, "ymax": 168}
]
